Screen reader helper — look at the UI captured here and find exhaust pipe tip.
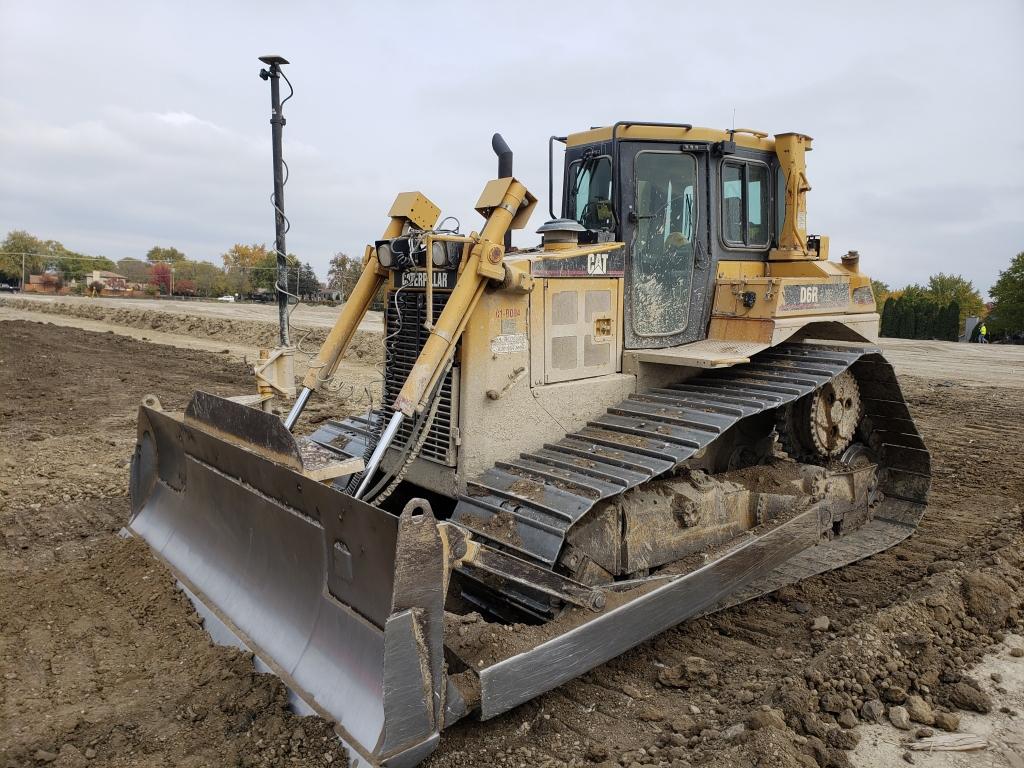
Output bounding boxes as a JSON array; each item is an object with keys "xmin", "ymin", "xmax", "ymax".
[
  {"xmin": 491, "ymin": 133, "xmax": 513, "ymax": 176},
  {"xmin": 492, "ymin": 133, "xmax": 513, "ymax": 250}
]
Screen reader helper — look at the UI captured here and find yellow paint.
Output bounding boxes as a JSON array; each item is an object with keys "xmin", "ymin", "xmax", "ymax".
[
  {"xmin": 768, "ymin": 260, "xmax": 846, "ymax": 278},
  {"xmin": 388, "ymin": 191, "xmax": 441, "ymax": 231},
  {"xmin": 566, "ymin": 124, "xmax": 775, "ymax": 152},
  {"xmin": 397, "ymin": 179, "xmax": 533, "ymax": 414},
  {"xmin": 716, "ymin": 261, "xmax": 767, "ymax": 279},
  {"xmin": 769, "ymin": 133, "xmax": 815, "ymax": 261},
  {"xmin": 474, "ymin": 178, "xmax": 538, "ymax": 230}
]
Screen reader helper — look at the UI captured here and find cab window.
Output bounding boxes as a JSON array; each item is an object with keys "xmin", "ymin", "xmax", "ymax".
[
  {"xmin": 567, "ymin": 155, "xmax": 614, "ymax": 230},
  {"xmin": 631, "ymin": 151, "xmax": 698, "ymax": 336},
  {"xmin": 721, "ymin": 161, "xmax": 771, "ymax": 248}
]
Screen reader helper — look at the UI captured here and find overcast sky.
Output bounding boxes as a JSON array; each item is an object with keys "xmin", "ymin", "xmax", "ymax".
[{"xmin": 2, "ymin": 1, "xmax": 1022, "ymax": 295}]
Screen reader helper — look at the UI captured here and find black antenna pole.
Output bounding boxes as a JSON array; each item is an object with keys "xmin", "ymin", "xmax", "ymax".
[{"xmin": 259, "ymin": 55, "xmax": 291, "ymax": 347}]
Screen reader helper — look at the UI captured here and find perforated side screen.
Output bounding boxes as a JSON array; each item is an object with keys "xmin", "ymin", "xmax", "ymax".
[{"xmin": 543, "ymin": 279, "xmax": 619, "ymax": 383}]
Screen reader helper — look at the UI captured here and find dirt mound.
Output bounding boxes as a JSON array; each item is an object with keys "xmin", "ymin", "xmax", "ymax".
[{"xmin": 0, "ymin": 296, "xmax": 383, "ymax": 365}]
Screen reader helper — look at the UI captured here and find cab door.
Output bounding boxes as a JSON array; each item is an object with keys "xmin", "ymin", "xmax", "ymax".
[{"xmin": 622, "ymin": 147, "xmax": 712, "ymax": 349}]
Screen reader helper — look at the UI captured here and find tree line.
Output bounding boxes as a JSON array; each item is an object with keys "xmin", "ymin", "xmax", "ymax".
[
  {"xmin": 874, "ymin": 256, "xmax": 1024, "ymax": 342},
  {"xmin": 987, "ymin": 252, "xmax": 1024, "ymax": 339},
  {"xmin": 880, "ymin": 296, "xmax": 961, "ymax": 341},
  {"xmin": 1, "ymin": 231, "xmax": 323, "ymax": 299},
  {"xmin": 873, "ymin": 273, "xmax": 984, "ymax": 341},
  {"xmin": 325, "ymin": 251, "xmax": 387, "ymax": 306}
]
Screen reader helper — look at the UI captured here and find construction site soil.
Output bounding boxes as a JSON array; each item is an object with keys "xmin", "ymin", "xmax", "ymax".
[
  {"xmin": 2, "ymin": 314, "xmax": 1022, "ymax": 768},
  {"xmin": 0, "ymin": 297, "xmax": 383, "ymax": 364}
]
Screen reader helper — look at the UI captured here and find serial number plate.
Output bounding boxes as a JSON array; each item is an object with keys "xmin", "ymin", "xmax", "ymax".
[{"xmin": 490, "ymin": 333, "xmax": 528, "ymax": 354}]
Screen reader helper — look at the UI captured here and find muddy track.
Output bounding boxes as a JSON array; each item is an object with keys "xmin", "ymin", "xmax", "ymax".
[
  {"xmin": 423, "ymin": 376, "xmax": 1024, "ymax": 768},
  {"xmin": 1, "ymin": 319, "xmax": 1022, "ymax": 768}
]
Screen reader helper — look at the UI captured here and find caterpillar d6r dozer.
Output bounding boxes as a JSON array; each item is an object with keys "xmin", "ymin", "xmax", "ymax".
[{"xmin": 128, "ymin": 115, "xmax": 930, "ymax": 765}]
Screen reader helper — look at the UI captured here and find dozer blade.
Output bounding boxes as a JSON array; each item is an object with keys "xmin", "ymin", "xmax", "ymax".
[{"xmin": 128, "ymin": 393, "xmax": 450, "ymax": 767}]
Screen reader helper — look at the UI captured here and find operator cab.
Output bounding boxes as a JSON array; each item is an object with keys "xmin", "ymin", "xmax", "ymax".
[{"xmin": 553, "ymin": 123, "xmax": 786, "ymax": 349}]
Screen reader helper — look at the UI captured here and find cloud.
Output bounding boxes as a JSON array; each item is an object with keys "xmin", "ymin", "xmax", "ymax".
[{"xmin": 0, "ymin": 0, "xmax": 1022, "ymax": 294}]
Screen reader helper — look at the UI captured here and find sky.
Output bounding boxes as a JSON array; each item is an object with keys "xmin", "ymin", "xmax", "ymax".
[{"xmin": 1, "ymin": 1, "xmax": 1022, "ymax": 296}]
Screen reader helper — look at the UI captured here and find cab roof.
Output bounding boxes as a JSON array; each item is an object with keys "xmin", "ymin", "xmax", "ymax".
[{"xmin": 565, "ymin": 124, "xmax": 804, "ymax": 153}]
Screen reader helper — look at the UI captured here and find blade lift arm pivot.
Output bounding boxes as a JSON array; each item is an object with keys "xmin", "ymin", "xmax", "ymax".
[
  {"xmin": 354, "ymin": 178, "xmax": 536, "ymax": 498},
  {"xmin": 283, "ymin": 213, "xmax": 408, "ymax": 431}
]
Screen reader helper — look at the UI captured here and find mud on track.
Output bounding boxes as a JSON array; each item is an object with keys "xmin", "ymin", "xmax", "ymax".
[{"xmin": 1, "ymin": 319, "xmax": 1022, "ymax": 768}]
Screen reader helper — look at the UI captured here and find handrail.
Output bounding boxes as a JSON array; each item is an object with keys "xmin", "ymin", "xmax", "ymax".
[{"xmin": 548, "ymin": 135, "xmax": 567, "ymax": 220}]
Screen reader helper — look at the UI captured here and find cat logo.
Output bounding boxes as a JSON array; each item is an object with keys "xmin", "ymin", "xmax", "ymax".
[
  {"xmin": 587, "ymin": 253, "xmax": 608, "ymax": 275},
  {"xmin": 799, "ymin": 286, "xmax": 819, "ymax": 304},
  {"xmin": 400, "ymin": 270, "xmax": 454, "ymax": 289}
]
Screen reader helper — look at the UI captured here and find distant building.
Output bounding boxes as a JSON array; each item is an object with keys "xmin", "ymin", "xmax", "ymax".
[
  {"xmin": 89, "ymin": 270, "xmax": 128, "ymax": 292},
  {"xmin": 24, "ymin": 272, "xmax": 62, "ymax": 294}
]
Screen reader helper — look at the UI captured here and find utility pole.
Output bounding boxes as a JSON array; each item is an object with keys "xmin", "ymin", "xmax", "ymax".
[
  {"xmin": 259, "ymin": 55, "xmax": 291, "ymax": 346},
  {"xmin": 21, "ymin": 253, "xmax": 26, "ymax": 292}
]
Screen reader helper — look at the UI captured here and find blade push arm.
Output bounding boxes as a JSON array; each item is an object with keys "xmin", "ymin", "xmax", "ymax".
[
  {"xmin": 395, "ymin": 178, "xmax": 533, "ymax": 415},
  {"xmin": 354, "ymin": 178, "xmax": 535, "ymax": 498},
  {"xmin": 284, "ymin": 194, "xmax": 439, "ymax": 430}
]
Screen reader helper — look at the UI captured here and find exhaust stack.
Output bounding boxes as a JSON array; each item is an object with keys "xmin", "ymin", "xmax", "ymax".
[{"xmin": 492, "ymin": 133, "xmax": 513, "ymax": 249}]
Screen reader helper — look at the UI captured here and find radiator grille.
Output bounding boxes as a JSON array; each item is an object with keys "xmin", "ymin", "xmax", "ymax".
[{"xmin": 383, "ymin": 288, "xmax": 458, "ymax": 465}]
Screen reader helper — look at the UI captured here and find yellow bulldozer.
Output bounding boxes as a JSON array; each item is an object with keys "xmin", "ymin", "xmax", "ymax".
[{"xmin": 127, "ymin": 59, "xmax": 930, "ymax": 767}]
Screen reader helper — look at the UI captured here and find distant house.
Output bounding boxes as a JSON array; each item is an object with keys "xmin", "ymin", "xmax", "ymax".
[
  {"xmin": 24, "ymin": 272, "xmax": 62, "ymax": 294},
  {"xmin": 89, "ymin": 270, "xmax": 128, "ymax": 292}
]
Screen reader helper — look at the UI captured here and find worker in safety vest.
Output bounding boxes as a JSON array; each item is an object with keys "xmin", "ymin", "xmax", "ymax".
[{"xmin": 979, "ymin": 323, "xmax": 988, "ymax": 343}]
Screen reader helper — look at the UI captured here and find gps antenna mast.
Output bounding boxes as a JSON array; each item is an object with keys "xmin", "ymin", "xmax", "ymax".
[
  {"xmin": 251, "ymin": 54, "xmax": 297, "ymax": 413},
  {"xmin": 259, "ymin": 54, "xmax": 291, "ymax": 347}
]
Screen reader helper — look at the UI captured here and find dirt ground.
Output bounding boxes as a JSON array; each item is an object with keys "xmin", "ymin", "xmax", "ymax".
[
  {"xmin": 6, "ymin": 293, "xmax": 384, "ymax": 332},
  {"xmin": 1, "ymin": 310, "xmax": 1022, "ymax": 768}
]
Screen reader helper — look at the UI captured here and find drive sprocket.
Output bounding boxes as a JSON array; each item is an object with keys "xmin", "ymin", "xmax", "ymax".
[{"xmin": 777, "ymin": 369, "xmax": 862, "ymax": 461}]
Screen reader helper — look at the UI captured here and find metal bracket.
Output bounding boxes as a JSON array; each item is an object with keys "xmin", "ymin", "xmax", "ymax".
[{"xmin": 254, "ymin": 345, "xmax": 297, "ymax": 406}]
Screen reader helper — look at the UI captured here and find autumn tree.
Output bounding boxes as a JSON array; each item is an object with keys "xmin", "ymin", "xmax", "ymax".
[
  {"xmin": 0, "ymin": 231, "xmax": 114, "ymax": 284},
  {"xmin": 925, "ymin": 273, "xmax": 984, "ymax": 330},
  {"xmin": 870, "ymin": 279, "xmax": 890, "ymax": 306},
  {"xmin": 189, "ymin": 261, "xmax": 228, "ymax": 297},
  {"xmin": 989, "ymin": 252, "xmax": 1024, "ymax": 337},
  {"xmin": 1, "ymin": 230, "xmax": 48, "ymax": 283},
  {"xmin": 251, "ymin": 250, "xmax": 288, "ymax": 292},
  {"xmin": 151, "ymin": 263, "xmax": 172, "ymax": 294},
  {"xmin": 327, "ymin": 252, "xmax": 363, "ymax": 299},
  {"xmin": 222, "ymin": 243, "xmax": 270, "ymax": 270},
  {"xmin": 116, "ymin": 258, "xmax": 153, "ymax": 284},
  {"xmin": 943, "ymin": 301, "xmax": 961, "ymax": 341},
  {"xmin": 146, "ymin": 246, "xmax": 187, "ymax": 264}
]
